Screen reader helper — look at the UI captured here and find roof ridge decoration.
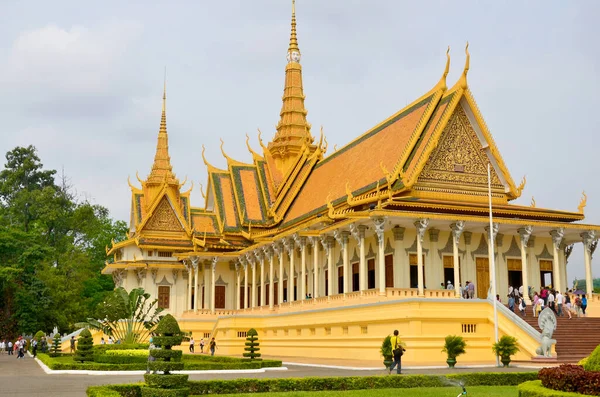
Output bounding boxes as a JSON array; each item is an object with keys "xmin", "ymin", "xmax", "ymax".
[
  {"xmin": 578, "ymin": 191, "xmax": 587, "ymax": 214},
  {"xmin": 201, "ymin": 144, "xmax": 228, "ymax": 173},
  {"xmin": 147, "ymin": 79, "xmax": 178, "ymax": 185},
  {"xmin": 220, "ymin": 138, "xmax": 253, "ymax": 167},
  {"xmin": 245, "ymin": 134, "xmax": 264, "ymax": 162}
]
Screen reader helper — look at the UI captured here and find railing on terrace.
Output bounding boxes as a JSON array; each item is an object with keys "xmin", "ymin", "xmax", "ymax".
[{"xmin": 183, "ymin": 288, "xmax": 460, "ymax": 317}]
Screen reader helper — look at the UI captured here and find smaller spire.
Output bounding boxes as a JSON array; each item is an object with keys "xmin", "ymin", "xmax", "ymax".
[
  {"xmin": 458, "ymin": 42, "xmax": 470, "ymax": 89},
  {"xmin": 147, "ymin": 73, "xmax": 178, "ymax": 185}
]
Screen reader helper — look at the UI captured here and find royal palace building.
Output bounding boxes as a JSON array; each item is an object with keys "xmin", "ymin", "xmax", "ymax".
[{"xmin": 103, "ymin": 2, "xmax": 599, "ymax": 363}]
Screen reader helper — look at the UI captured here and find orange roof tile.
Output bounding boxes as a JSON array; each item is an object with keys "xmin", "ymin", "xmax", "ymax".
[
  {"xmin": 283, "ymin": 95, "xmax": 434, "ymax": 226},
  {"xmin": 192, "ymin": 213, "xmax": 218, "ymax": 234},
  {"xmin": 239, "ymin": 169, "xmax": 263, "ymax": 221}
]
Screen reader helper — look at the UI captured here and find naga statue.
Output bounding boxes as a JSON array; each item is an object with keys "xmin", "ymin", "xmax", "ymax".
[{"xmin": 535, "ymin": 307, "xmax": 557, "ymax": 357}]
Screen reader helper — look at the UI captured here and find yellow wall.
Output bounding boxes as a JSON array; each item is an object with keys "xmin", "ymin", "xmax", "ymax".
[{"xmin": 180, "ymin": 299, "xmax": 540, "ymax": 365}]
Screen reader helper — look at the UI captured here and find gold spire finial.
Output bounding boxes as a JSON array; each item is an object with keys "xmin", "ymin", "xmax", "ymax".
[
  {"xmin": 437, "ymin": 46, "xmax": 450, "ymax": 89},
  {"xmin": 287, "ymin": 0, "xmax": 300, "ymax": 61},
  {"xmin": 578, "ymin": 191, "xmax": 587, "ymax": 214},
  {"xmin": 458, "ymin": 42, "xmax": 470, "ymax": 89},
  {"xmin": 146, "ymin": 75, "xmax": 178, "ymax": 185}
]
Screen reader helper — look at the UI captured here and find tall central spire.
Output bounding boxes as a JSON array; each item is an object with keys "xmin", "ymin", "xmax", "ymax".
[
  {"xmin": 267, "ymin": 0, "xmax": 315, "ymax": 174},
  {"xmin": 147, "ymin": 79, "xmax": 178, "ymax": 185}
]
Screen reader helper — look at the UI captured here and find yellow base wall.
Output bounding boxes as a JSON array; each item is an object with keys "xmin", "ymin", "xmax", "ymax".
[{"xmin": 180, "ymin": 299, "xmax": 541, "ymax": 365}]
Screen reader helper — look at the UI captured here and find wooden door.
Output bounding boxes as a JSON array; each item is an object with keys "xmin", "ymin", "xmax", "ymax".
[
  {"xmin": 476, "ymin": 257, "xmax": 490, "ymax": 298},
  {"xmin": 274, "ymin": 282, "xmax": 279, "ymax": 305},
  {"xmin": 367, "ymin": 258, "xmax": 375, "ymax": 289},
  {"xmin": 385, "ymin": 254, "xmax": 394, "ymax": 288},
  {"xmin": 239, "ymin": 286, "xmax": 245, "ymax": 309},
  {"xmin": 338, "ymin": 266, "xmax": 344, "ymax": 294},
  {"xmin": 215, "ymin": 285, "xmax": 225, "ymax": 309}
]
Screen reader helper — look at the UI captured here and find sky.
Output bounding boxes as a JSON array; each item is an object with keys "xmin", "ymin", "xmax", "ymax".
[{"xmin": 0, "ymin": 0, "xmax": 598, "ymax": 284}]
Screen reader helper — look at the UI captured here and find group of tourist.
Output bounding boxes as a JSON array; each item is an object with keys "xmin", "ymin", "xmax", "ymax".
[
  {"xmin": 0, "ymin": 336, "xmax": 30, "ymax": 358},
  {"xmin": 188, "ymin": 336, "xmax": 217, "ymax": 355},
  {"xmin": 532, "ymin": 288, "xmax": 588, "ymax": 318},
  {"xmin": 505, "ymin": 285, "xmax": 528, "ymax": 316}
]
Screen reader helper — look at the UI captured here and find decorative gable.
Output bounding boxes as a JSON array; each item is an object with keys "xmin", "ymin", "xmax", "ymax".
[
  {"xmin": 143, "ymin": 196, "xmax": 185, "ymax": 232},
  {"xmin": 417, "ymin": 105, "xmax": 503, "ymax": 189}
]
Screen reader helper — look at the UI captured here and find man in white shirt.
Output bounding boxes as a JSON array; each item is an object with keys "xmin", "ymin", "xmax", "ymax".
[
  {"xmin": 556, "ymin": 291, "xmax": 563, "ymax": 317},
  {"xmin": 548, "ymin": 291, "xmax": 556, "ymax": 313}
]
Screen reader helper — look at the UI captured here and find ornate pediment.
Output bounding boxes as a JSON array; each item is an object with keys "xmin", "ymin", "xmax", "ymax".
[
  {"xmin": 143, "ymin": 196, "xmax": 185, "ymax": 232},
  {"xmin": 417, "ymin": 105, "xmax": 503, "ymax": 189}
]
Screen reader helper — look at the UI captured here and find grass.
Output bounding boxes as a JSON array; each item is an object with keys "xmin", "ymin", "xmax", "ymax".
[{"xmin": 193, "ymin": 387, "xmax": 518, "ymax": 397}]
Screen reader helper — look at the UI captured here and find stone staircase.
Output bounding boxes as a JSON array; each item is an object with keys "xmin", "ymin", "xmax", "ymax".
[{"xmin": 516, "ymin": 310, "xmax": 600, "ymax": 363}]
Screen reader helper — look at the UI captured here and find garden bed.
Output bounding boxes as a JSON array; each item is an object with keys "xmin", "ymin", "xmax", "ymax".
[{"xmin": 37, "ymin": 353, "xmax": 282, "ymax": 371}]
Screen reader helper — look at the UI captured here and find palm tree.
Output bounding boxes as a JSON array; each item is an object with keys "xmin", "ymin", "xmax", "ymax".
[{"xmin": 76, "ymin": 287, "xmax": 163, "ymax": 344}]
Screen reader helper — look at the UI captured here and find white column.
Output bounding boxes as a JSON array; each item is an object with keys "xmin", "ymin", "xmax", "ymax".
[
  {"xmin": 358, "ymin": 226, "xmax": 367, "ymax": 292},
  {"xmin": 243, "ymin": 262, "xmax": 249, "ymax": 309},
  {"xmin": 518, "ymin": 226, "xmax": 533, "ymax": 303},
  {"xmin": 414, "ymin": 219, "xmax": 428, "ymax": 296},
  {"xmin": 300, "ymin": 237, "xmax": 307, "ymax": 299},
  {"xmin": 235, "ymin": 264, "xmax": 241, "ymax": 310},
  {"xmin": 275, "ymin": 242, "xmax": 284, "ymax": 305},
  {"xmin": 341, "ymin": 231, "xmax": 350, "ymax": 294},
  {"xmin": 485, "ymin": 223, "xmax": 499, "ymax": 298},
  {"xmin": 550, "ymin": 228, "xmax": 564, "ymax": 293},
  {"xmin": 374, "ymin": 217, "xmax": 386, "ymax": 295},
  {"xmin": 451, "ymin": 221, "xmax": 465, "ymax": 298},
  {"xmin": 265, "ymin": 246, "xmax": 274, "ymax": 309},
  {"xmin": 582, "ymin": 231, "xmax": 596, "ymax": 298},
  {"xmin": 203, "ymin": 262, "xmax": 210, "ymax": 310},
  {"xmin": 286, "ymin": 239, "xmax": 295, "ymax": 302},
  {"xmin": 311, "ymin": 237, "xmax": 319, "ymax": 298},
  {"xmin": 327, "ymin": 236, "xmax": 335, "ymax": 297},
  {"xmin": 185, "ymin": 260, "xmax": 192, "ymax": 311},
  {"xmin": 191, "ymin": 257, "xmax": 199, "ymax": 313},
  {"xmin": 251, "ymin": 259, "xmax": 257, "ymax": 308},
  {"xmin": 258, "ymin": 251, "xmax": 265, "ymax": 307}
]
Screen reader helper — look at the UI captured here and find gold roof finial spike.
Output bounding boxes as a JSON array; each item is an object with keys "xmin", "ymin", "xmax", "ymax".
[
  {"xmin": 201, "ymin": 144, "xmax": 209, "ymax": 167},
  {"xmin": 257, "ymin": 128, "xmax": 268, "ymax": 151},
  {"xmin": 531, "ymin": 196, "xmax": 536, "ymax": 208},
  {"xmin": 458, "ymin": 42, "xmax": 470, "ymax": 90},
  {"xmin": 435, "ymin": 46, "xmax": 451, "ymax": 90},
  {"xmin": 288, "ymin": 0, "xmax": 300, "ymax": 57},
  {"xmin": 578, "ymin": 191, "xmax": 587, "ymax": 214},
  {"xmin": 516, "ymin": 175, "xmax": 526, "ymax": 197}
]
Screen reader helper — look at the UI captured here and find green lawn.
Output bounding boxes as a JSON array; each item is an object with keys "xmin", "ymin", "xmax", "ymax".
[{"xmin": 194, "ymin": 386, "xmax": 517, "ymax": 397}]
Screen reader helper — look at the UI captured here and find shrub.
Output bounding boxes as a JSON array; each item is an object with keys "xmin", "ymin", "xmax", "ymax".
[
  {"xmin": 93, "ymin": 344, "xmax": 149, "ymax": 354},
  {"xmin": 243, "ymin": 328, "xmax": 261, "ymax": 360},
  {"xmin": 105, "ymin": 349, "xmax": 149, "ymax": 357},
  {"xmin": 34, "ymin": 330, "xmax": 46, "ymax": 341},
  {"xmin": 50, "ymin": 333, "xmax": 62, "ymax": 357},
  {"xmin": 95, "ymin": 355, "xmax": 149, "ymax": 364},
  {"xmin": 142, "ymin": 314, "xmax": 189, "ymax": 397},
  {"xmin": 380, "ymin": 335, "xmax": 392, "ymax": 357},
  {"xmin": 539, "ymin": 364, "xmax": 600, "ymax": 395},
  {"xmin": 74, "ymin": 329, "xmax": 94, "ymax": 363},
  {"xmin": 583, "ymin": 344, "xmax": 600, "ymax": 372},
  {"xmin": 492, "ymin": 335, "xmax": 519, "ymax": 360},
  {"xmin": 442, "ymin": 335, "xmax": 466, "ymax": 360}
]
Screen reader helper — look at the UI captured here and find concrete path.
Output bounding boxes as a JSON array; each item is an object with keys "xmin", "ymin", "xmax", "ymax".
[{"xmin": 0, "ymin": 353, "xmax": 538, "ymax": 397}]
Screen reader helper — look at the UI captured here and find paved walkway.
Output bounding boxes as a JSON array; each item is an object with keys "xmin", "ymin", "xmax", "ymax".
[{"xmin": 0, "ymin": 353, "xmax": 538, "ymax": 397}]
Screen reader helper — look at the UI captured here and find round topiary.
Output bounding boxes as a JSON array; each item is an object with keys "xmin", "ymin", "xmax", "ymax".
[
  {"xmin": 74, "ymin": 329, "xmax": 94, "ymax": 363},
  {"xmin": 142, "ymin": 314, "xmax": 189, "ymax": 397},
  {"xmin": 243, "ymin": 328, "xmax": 261, "ymax": 360},
  {"xmin": 583, "ymin": 343, "xmax": 600, "ymax": 372}
]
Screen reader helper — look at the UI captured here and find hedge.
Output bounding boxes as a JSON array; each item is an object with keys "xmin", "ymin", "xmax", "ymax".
[
  {"xmin": 583, "ymin": 344, "xmax": 600, "ymax": 372},
  {"xmin": 38, "ymin": 353, "xmax": 147, "ymax": 371},
  {"xmin": 94, "ymin": 355, "xmax": 149, "ymax": 364},
  {"xmin": 539, "ymin": 364, "xmax": 600, "ymax": 395},
  {"xmin": 87, "ymin": 372, "xmax": 539, "ymax": 396},
  {"xmin": 93, "ymin": 344, "xmax": 149, "ymax": 354},
  {"xmin": 518, "ymin": 380, "xmax": 587, "ymax": 397}
]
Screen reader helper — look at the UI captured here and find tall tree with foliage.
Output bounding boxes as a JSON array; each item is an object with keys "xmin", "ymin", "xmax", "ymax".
[
  {"xmin": 76, "ymin": 287, "xmax": 163, "ymax": 344},
  {"xmin": 0, "ymin": 146, "xmax": 127, "ymax": 338}
]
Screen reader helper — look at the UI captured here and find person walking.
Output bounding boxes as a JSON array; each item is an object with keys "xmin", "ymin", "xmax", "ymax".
[
  {"xmin": 199, "ymin": 338, "xmax": 205, "ymax": 354},
  {"xmin": 7, "ymin": 340, "xmax": 13, "ymax": 355},
  {"xmin": 468, "ymin": 281, "xmax": 475, "ymax": 299},
  {"xmin": 388, "ymin": 330, "xmax": 406, "ymax": 375},
  {"xmin": 32, "ymin": 338, "xmax": 38, "ymax": 358},
  {"xmin": 70, "ymin": 336, "xmax": 76, "ymax": 353},
  {"xmin": 189, "ymin": 336, "xmax": 195, "ymax": 353},
  {"xmin": 556, "ymin": 291, "xmax": 563, "ymax": 317},
  {"xmin": 209, "ymin": 337, "xmax": 217, "ymax": 356},
  {"xmin": 582, "ymin": 294, "xmax": 588, "ymax": 317}
]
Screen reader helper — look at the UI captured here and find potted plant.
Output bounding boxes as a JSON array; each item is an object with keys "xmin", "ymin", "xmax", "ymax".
[
  {"xmin": 380, "ymin": 335, "xmax": 393, "ymax": 370},
  {"xmin": 442, "ymin": 335, "xmax": 466, "ymax": 368},
  {"xmin": 492, "ymin": 335, "xmax": 519, "ymax": 367}
]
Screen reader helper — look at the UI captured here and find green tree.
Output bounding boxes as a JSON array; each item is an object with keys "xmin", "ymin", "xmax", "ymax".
[
  {"xmin": 76, "ymin": 287, "xmax": 163, "ymax": 344},
  {"xmin": 243, "ymin": 328, "xmax": 261, "ymax": 360},
  {"xmin": 74, "ymin": 329, "xmax": 94, "ymax": 362}
]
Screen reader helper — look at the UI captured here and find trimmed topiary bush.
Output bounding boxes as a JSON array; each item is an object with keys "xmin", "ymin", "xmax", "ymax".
[
  {"xmin": 142, "ymin": 314, "xmax": 189, "ymax": 397},
  {"xmin": 242, "ymin": 328, "xmax": 261, "ymax": 360},
  {"xmin": 74, "ymin": 329, "xmax": 94, "ymax": 363},
  {"xmin": 50, "ymin": 333, "xmax": 62, "ymax": 357}
]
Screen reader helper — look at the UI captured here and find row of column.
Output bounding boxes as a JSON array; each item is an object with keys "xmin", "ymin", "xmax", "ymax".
[{"xmin": 184, "ymin": 256, "xmax": 217, "ymax": 313}]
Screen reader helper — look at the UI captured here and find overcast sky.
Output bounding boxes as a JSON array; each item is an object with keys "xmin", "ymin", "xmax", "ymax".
[{"xmin": 0, "ymin": 0, "xmax": 598, "ymax": 284}]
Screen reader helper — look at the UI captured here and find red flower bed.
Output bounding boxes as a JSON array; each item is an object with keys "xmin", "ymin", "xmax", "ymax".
[{"xmin": 539, "ymin": 364, "xmax": 600, "ymax": 396}]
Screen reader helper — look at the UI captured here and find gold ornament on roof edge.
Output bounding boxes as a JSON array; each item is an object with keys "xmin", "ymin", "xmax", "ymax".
[{"xmin": 578, "ymin": 191, "xmax": 587, "ymax": 214}]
